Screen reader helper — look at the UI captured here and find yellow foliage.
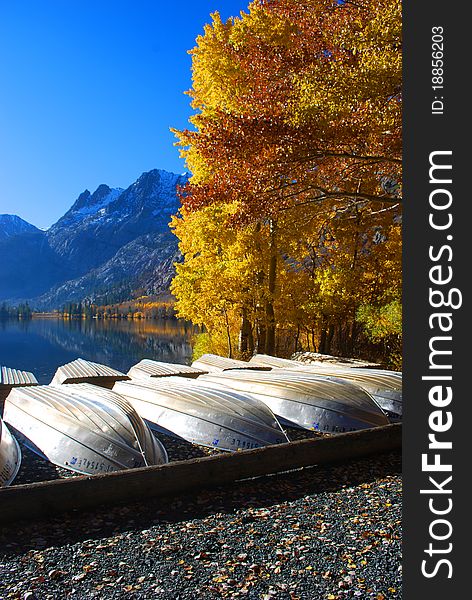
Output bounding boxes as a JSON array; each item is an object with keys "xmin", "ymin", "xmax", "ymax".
[{"xmin": 171, "ymin": 0, "xmax": 402, "ymax": 362}]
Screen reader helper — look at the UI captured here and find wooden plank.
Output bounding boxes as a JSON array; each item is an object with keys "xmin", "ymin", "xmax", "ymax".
[{"xmin": 0, "ymin": 424, "xmax": 401, "ymax": 524}]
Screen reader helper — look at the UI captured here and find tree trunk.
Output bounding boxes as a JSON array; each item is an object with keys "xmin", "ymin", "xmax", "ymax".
[
  {"xmin": 248, "ymin": 324, "xmax": 254, "ymax": 355},
  {"xmin": 294, "ymin": 326, "xmax": 300, "ymax": 354},
  {"xmin": 319, "ymin": 328, "xmax": 327, "ymax": 354},
  {"xmin": 238, "ymin": 307, "xmax": 254, "ymax": 358},
  {"xmin": 223, "ymin": 307, "xmax": 232, "ymax": 358},
  {"xmin": 256, "ymin": 321, "xmax": 266, "ymax": 354},
  {"xmin": 264, "ymin": 219, "xmax": 277, "ymax": 356},
  {"xmin": 311, "ymin": 328, "xmax": 317, "ymax": 353},
  {"xmin": 350, "ymin": 319, "xmax": 358, "ymax": 356},
  {"xmin": 265, "ymin": 301, "xmax": 276, "ymax": 355},
  {"xmin": 252, "ymin": 221, "xmax": 266, "ymax": 355},
  {"xmin": 326, "ymin": 324, "xmax": 335, "ymax": 354}
]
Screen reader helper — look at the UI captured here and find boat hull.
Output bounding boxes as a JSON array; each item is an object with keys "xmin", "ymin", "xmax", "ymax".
[
  {"xmin": 1, "ymin": 366, "xmax": 38, "ymax": 415},
  {"xmin": 3, "ymin": 384, "xmax": 167, "ymax": 476},
  {"xmin": 114, "ymin": 378, "xmax": 288, "ymax": 452},
  {"xmin": 198, "ymin": 371, "xmax": 390, "ymax": 433},
  {"xmin": 277, "ymin": 368, "xmax": 402, "ymax": 419},
  {"xmin": 127, "ymin": 359, "xmax": 207, "ymax": 380},
  {"xmin": 50, "ymin": 358, "xmax": 129, "ymax": 388},
  {"xmin": 248, "ymin": 355, "xmax": 402, "ymax": 419},
  {"xmin": 0, "ymin": 418, "xmax": 21, "ymax": 487},
  {"xmin": 192, "ymin": 353, "xmax": 271, "ymax": 373}
]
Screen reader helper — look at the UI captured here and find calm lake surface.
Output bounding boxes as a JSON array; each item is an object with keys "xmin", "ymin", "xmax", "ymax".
[{"xmin": 0, "ymin": 318, "xmax": 195, "ymax": 384}]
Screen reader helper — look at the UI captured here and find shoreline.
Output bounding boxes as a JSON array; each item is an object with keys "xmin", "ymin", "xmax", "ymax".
[{"xmin": 0, "ymin": 450, "xmax": 402, "ymax": 599}]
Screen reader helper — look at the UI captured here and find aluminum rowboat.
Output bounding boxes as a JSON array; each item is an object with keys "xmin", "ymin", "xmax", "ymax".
[
  {"xmin": 279, "ymin": 367, "xmax": 402, "ymax": 419},
  {"xmin": 198, "ymin": 370, "xmax": 389, "ymax": 433},
  {"xmin": 113, "ymin": 377, "xmax": 289, "ymax": 451},
  {"xmin": 51, "ymin": 358, "xmax": 130, "ymax": 388},
  {"xmin": 192, "ymin": 354, "xmax": 271, "ymax": 373},
  {"xmin": 3, "ymin": 383, "xmax": 167, "ymax": 475},
  {"xmin": 128, "ymin": 359, "xmax": 207, "ymax": 380},
  {"xmin": 250, "ymin": 353, "xmax": 380, "ymax": 369},
  {"xmin": 1, "ymin": 366, "xmax": 38, "ymax": 415},
  {"xmin": 0, "ymin": 417, "xmax": 21, "ymax": 487},
  {"xmin": 249, "ymin": 355, "xmax": 402, "ymax": 419}
]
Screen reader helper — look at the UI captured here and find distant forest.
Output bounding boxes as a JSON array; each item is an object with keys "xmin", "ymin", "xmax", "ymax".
[
  {"xmin": 0, "ymin": 302, "xmax": 32, "ymax": 320},
  {"xmin": 61, "ymin": 299, "xmax": 176, "ymax": 320},
  {"xmin": 0, "ymin": 296, "xmax": 177, "ymax": 321}
]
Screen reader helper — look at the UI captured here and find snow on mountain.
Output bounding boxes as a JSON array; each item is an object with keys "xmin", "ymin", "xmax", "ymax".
[
  {"xmin": 73, "ymin": 186, "xmax": 122, "ymax": 218},
  {"xmin": 0, "ymin": 214, "xmax": 40, "ymax": 240},
  {"xmin": 46, "ymin": 169, "xmax": 188, "ymax": 277},
  {"xmin": 50, "ymin": 185, "xmax": 124, "ymax": 228},
  {"xmin": 0, "ymin": 168, "xmax": 189, "ymax": 308}
]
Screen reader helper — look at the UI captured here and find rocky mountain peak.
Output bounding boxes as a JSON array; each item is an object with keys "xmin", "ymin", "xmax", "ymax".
[
  {"xmin": 50, "ymin": 184, "xmax": 124, "ymax": 231},
  {"xmin": 0, "ymin": 168, "xmax": 186, "ymax": 308},
  {"xmin": 117, "ymin": 169, "xmax": 188, "ymax": 211},
  {"xmin": 72, "ymin": 190, "xmax": 92, "ymax": 211},
  {"xmin": 0, "ymin": 214, "xmax": 40, "ymax": 241}
]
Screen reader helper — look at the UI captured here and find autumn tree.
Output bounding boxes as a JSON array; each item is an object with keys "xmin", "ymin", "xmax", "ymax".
[
  {"xmin": 171, "ymin": 0, "xmax": 402, "ymax": 364},
  {"xmin": 171, "ymin": 202, "xmax": 278, "ymax": 357}
]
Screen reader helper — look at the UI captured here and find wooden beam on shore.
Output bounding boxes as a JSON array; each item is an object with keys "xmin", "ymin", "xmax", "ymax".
[{"xmin": 0, "ymin": 423, "xmax": 401, "ymax": 524}]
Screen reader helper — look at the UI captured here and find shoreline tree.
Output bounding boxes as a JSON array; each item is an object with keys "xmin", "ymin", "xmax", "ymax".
[{"xmin": 171, "ymin": 0, "xmax": 402, "ymax": 367}]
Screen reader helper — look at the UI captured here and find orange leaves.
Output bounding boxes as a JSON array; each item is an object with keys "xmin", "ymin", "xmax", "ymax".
[
  {"xmin": 174, "ymin": 0, "xmax": 402, "ymax": 220},
  {"xmin": 170, "ymin": 0, "xmax": 402, "ymax": 362}
]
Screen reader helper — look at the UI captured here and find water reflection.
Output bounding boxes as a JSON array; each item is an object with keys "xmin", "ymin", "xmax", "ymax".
[{"xmin": 0, "ymin": 318, "xmax": 196, "ymax": 384}]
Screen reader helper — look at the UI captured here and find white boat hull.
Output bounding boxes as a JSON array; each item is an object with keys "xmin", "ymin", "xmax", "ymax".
[
  {"xmin": 3, "ymin": 384, "xmax": 167, "ymax": 476},
  {"xmin": 249, "ymin": 355, "xmax": 402, "ymax": 419},
  {"xmin": 198, "ymin": 370, "xmax": 390, "ymax": 433},
  {"xmin": 192, "ymin": 353, "xmax": 271, "ymax": 373},
  {"xmin": 128, "ymin": 359, "xmax": 207, "ymax": 379},
  {"xmin": 114, "ymin": 378, "xmax": 289, "ymax": 452},
  {"xmin": 0, "ymin": 418, "xmax": 21, "ymax": 487}
]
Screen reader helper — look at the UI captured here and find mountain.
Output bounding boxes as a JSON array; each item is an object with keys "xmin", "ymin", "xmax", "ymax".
[
  {"xmin": 0, "ymin": 229, "xmax": 69, "ymax": 300},
  {"xmin": 0, "ymin": 214, "xmax": 40, "ymax": 241},
  {"xmin": 37, "ymin": 232, "xmax": 180, "ymax": 308},
  {"xmin": 0, "ymin": 169, "xmax": 188, "ymax": 308}
]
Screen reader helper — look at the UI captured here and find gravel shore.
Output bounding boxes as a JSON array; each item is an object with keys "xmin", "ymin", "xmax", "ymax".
[{"xmin": 0, "ymin": 447, "xmax": 401, "ymax": 600}]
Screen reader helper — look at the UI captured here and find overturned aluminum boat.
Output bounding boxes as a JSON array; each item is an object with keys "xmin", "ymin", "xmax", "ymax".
[
  {"xmin": 250, "ymin": 353, "xmax": 380, "ymax": 369},
  {"xmin": 192, "ymin": 354, "xmax": 271, "ymax": 373},
  {"xmin": 249, "ymin": 355, "xmax": 402, "ymax": 419},
  {"xmin": 1, "ymin": 366, "xmax": 38, "ymax": 414},
  {"xmin": 198, "ymin": 370, "xmax": 389, "ymax": 433},
  {"xmin": 113, "ymin": 377, "xmax": 288, "ymax": 451},
  {"xmin": 50, "ymin": 358, "xmax": 130, "ymax": 388},
  {"xmin": 128, "ymin": 359, "xmax": 207, "ymax": 380},
  {"xmin": 282, "ymin": 367, "xmax": 403, "ymax": 420},
  {"xmin": 0, "ymin": 417, "xmax": 21, "ymax": 487},
  {"xmin": 3, "ymin": 383, "xmax": 167, "ymax": 475}
]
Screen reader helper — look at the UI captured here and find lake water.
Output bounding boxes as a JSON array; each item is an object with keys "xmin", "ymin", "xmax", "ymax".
[{"xmin": 0, "ymin": 318, "xmax": 196, "ymax": 384}]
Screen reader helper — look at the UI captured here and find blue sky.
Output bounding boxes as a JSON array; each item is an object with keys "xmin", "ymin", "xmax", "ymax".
[{"xmin": 0, "ymin": 0, "xmax": 249, "ymax": 229}]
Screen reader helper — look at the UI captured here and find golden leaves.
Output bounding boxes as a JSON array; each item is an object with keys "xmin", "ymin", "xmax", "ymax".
[{"xmin": 170, "ymin": 0, "xmax": 402, "ymax": 361}]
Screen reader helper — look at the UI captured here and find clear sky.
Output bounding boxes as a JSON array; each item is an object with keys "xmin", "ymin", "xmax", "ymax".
[{"xmin": 0, "ymin": 0, "xmax": 249, "ymax": 229}]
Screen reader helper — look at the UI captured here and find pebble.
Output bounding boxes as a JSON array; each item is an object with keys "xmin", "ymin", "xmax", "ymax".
[{"xmin": 0, "ymin": 448, "xmax": 401, "ymax": 599}]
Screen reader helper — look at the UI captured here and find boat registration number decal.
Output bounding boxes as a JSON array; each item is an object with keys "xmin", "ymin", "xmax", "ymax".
[
  {"xmin": 66, "ymin": 456, "xmax": 115, "ymax": 473},
  {"xmin": 231, "ymin": 438, "xmax": 259, "ymax": 450}
]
